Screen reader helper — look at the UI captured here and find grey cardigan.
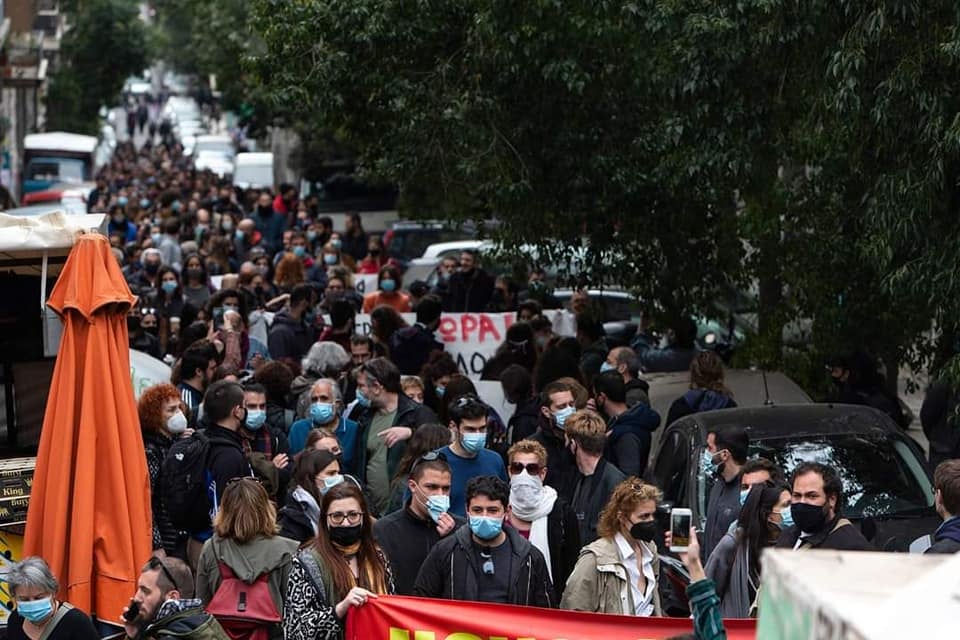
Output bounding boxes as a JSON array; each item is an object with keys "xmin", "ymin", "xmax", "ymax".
[{"xmin": 703, "ymin": 529, "xmax": 755, "ymax": 618}]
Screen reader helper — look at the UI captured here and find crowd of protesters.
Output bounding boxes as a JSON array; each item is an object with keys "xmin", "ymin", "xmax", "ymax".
[{"xmin": 10, "ymin": 131, "xmax": 960, "ymax": 640}]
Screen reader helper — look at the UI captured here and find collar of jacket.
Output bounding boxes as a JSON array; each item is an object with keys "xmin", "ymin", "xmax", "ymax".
[{"xmin": 803, "ymin": 512, "xmax": 845, "ymax": 547}]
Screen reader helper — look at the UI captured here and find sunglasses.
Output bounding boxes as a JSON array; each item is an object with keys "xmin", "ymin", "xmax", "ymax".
[
  {"xmin": 509, "ymin": 462, "xmax": 542, "ymax": 475},
  {"xmin": 411, "ymin": 451, "xmax": 447, "ymax": 475},
  {"xmin": 148, "ymin": 556, "xmax": 178, "ymax": 592}
]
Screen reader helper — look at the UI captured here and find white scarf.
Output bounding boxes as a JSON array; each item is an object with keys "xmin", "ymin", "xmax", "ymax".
[
  {"xmin": 293, "ymin": 485, "xmax": 321, "ymax": 536},
  {"xmin": 509, "ymin": 473, "xmax": 557, "ymax": 581}
]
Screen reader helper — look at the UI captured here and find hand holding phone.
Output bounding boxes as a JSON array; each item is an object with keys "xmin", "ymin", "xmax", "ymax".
[
  {"xmin": 669, "ymin": 508, "xmax": 692, "ymax": 553},
  {"xmin": 122, "ymin": 600, "xmax": 140, "ymax": 622}
]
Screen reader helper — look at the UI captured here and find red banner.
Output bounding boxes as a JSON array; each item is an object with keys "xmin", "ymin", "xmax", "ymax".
[{"xmin": 346, "ymin": 595, "xmax": 757, "ymax": 640}]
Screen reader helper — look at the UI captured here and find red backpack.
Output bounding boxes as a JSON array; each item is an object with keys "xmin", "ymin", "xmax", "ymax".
[{"xmin": 205, "ymin": 562, "xmax": 281, "ymax": 640}]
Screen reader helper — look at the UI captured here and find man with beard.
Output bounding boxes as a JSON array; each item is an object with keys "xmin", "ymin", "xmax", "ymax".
[
  {"xmin": 530, "ymin": 381, "xmax": 580, "ymax": 502},
  {"xmin": 177, "ymin": 341, "xmax": 219, "ymax": 425},
  {"xmin": 775, "ymin": 461, "xmax": 872, "ymax": 551},
  {"xmin": 445, "ymin": 249, "xmax": 495, "ymax": 312},
  {"xmin": 252, "ymin": 191, "xmax": 286, "ymax": 254}
]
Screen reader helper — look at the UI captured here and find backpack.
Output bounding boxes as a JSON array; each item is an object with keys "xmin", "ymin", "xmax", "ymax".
[
  {"xmin": 205, "ymin": 563, "xmax": 281, "ymax": 640},
  {"xmin": 161, "ymin": 431, "xmax": 222, "ymax": 532}
]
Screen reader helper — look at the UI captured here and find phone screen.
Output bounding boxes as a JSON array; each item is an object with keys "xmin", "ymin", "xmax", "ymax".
[
  {"xmin": 213, "ymin": 307, "xmax": 225, "ymax": 330},
  {"xmin": 671, "ymin": 512, "xmax": 692, "ymax": 548}
]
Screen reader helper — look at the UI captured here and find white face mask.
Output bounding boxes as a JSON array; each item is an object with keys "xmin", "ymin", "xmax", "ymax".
[
  {"xmin": 166, "ymin": 410, "xmax": 188, "ymax": 434},
  {"xmin": 509, "ymin": 471, "xmax": 545, "ymax": 513}
]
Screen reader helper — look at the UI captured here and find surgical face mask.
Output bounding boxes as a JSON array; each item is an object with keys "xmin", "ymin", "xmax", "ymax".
[
  {"xmin": 307, "ymin": 230, "xmax": 319, "ymax": 242},
  {"xmin": 331, "ymin": 238, "xmax": 343, "ymax": 250},
  {"xmin": 469, "ymin": 515, "xmax": 503, "ymax": 541},
  {"xmin": 701, "ymin": 450, "xmax": 719, "ymax": 475},
  {"xmin": 310, "ymin": 402, "xmax": 335, "ymax": 425},
  {"xmin": 150, "ymin": 233, "xmax": 162, "ymax": 246},
  {"xmin": 509, "ymin": 472, "xmax": 544, "ymax": 513},
  {"xmin": 16, "ymin": 596, "xmax": 53, "ymax": 622},
  {"xmin": 416, "ymin": 487, "xmax": 450, "ymax": 523},
  {"xmin": 117, "ymin": 196, "xmax": 129, "ymax": 207},
  {"xmin": 166, "ymin": 410, "xmax": 188, "ymax": 434},
  {"xmin": 461, "ymin": 431, "xmax": 487, "ymax": 454},
  {"xmin": 600, "ymin": 361, "xmax": 616, "ymax": 373},
  {"xmin": 355, "ymin": 389, "xmax": 371, "ymax": 408},
  {"xmin": 293, "ymin": 245, "xmax": 307, "ymax": 258},
  {"xmin": 380, "ymin": 279, "xmax": 396, "ymax": 293},
  {"xmin": 140, "ymin": 198, "xmax": 151, "ymax": 209},
  {"xmin": 435, "ymin": 385, "xmax": 446, "ymax": 398},
  {"xmin": 739, "ymin": 489, "xmax": 750, "ymax": 506},
  {"xmin": 553, "ymin": 406, "xmax": 575, "ymax": 429},
  {"xmin": 235, "ymin": 229, "xmax": 245, "ymax": 241},
  {"xmin": 324, "ymin": 253, "xmax": 337, "ymax": 265},
  {"xmin": 161, "ymin": 280, "xmax": 178, "ymax": 295},
  {"xmin": 245, "ymin": 409, "xmax": 267, "ymax": 431},
  {"xmin": 777, "ymin": 505, "xmax": 795, "ymax": 530},
  {"xmin": 320, "ymin": 474, "xmax": 344, "ymax": 494}
]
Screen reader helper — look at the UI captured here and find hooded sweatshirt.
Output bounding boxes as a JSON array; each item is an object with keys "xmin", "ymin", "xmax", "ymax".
[
  {"xmin": 605, "ymin": 403, "xmax": 661, "ymax": 477},
  {"xmin": 195, "ymin": 534, "xmax": 299, "ymax": 615},
  {"xmin": 927, "ymin": 516, "xmax": 960, "ymax": 554}
]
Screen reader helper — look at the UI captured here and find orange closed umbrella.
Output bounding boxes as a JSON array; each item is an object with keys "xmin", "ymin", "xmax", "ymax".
[{"xmin": 24, "ymin": 234, "xmax": 152, "ymax": 620}]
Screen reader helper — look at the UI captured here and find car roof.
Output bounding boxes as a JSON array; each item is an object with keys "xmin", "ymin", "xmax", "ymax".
[
  {"xmin": 670, "ymin": 402, "xmax": 901, "ymax": 441},
  {"xmin": 195, "ymin": 135, "xmax": 233, "ymax": 144},
  {"xmin": 420, "ymin": 239, "xmax": 491, "ymax": 259},
  {"xmin": 24, "ymin": 132, "xmax": 98, "ymax": 154},
  {"xmin": 235, "ymin": 152, "xmax": 273, "ymax": 165}
]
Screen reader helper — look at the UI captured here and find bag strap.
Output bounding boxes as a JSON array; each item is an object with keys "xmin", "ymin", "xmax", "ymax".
[
  {"xmin": 38, "ymin": 602, "xmax": 74, "ymax": 640},
  {"xmin": 297, "ymin": 550, "xmax": 328, "ymax": 605},
  {"xmin": 799, "ymin": 518, "xmax": 854, "ymax": 549}
]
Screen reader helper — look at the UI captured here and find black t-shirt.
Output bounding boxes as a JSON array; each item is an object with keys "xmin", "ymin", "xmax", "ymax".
[
  {"xmin": 475, "ymin": 538, "xmax": 513, "ymax": 604},
  {"xmin": 7, "ymin": 606, "xmax": 100, "ymax": 640}
]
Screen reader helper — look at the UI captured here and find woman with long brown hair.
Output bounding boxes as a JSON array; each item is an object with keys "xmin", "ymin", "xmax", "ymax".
[
  {"xmin": 283, "ymin": 483, "xmax": 394, "ymax": 640},
  {"xmin": 665, "ymin": 350, "xmax": 737, "ymax": 426},
  {"xmin": 274, "ymin": 252, "xmax": 306, "ymax": 294}
]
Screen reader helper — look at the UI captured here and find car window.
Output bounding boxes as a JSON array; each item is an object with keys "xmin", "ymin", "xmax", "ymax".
[
  {"xmin": 390, "ymin": 230, "xmax": 473, "ymax": 261},
  {"xmin": 653, "ymin": 430, "xmax": 690, "ymax": 509},
  {"xmin": 753, "ymin": 434, "xmax": 933, "ymax": 518}
]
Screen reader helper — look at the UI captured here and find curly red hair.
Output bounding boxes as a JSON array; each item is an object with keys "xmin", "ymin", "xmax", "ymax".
[{"xmin": 138, "ymin": 383, "xmax": 181, "ymax": 433}]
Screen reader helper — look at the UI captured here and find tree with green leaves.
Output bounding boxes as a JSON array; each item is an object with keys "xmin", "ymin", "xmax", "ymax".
[{"xmin": 46, "ymin": 0, "xmax": 148, "ymax": 134}]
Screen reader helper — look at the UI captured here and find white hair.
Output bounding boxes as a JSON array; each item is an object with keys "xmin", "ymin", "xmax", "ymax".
[
  {"xmin": 5, "ymin": 557, "xmax": 58, "ymax": 597},
  {"xmin": 301, "ymin": 342, "xmax": 351, "ymax": 378}
]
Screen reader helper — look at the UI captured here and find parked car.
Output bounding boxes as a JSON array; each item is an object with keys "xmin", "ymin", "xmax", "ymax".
[
  {"xmin": 233, "ymin": 152, "xmax": 274, "ymax": 190},
  {"xmin": 383, "ymin": 222, "xmax": 477, "ymax": 270}
]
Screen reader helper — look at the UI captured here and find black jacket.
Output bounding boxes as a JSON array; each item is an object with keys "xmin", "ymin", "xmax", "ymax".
[
  {"xmin": 920, "ymin": 381, "xmax": 960, "ymax": 467},
  {"xmin": 542, "ymin": 497, "xmax": 581, "ymax": 603},
  {"xmin": 352, "ymin": 394, "xmax": 438, "ymax": 482},
  {"xmin": 775, "ymin": 514, "xmax": 873, "ymax": 551},
  {"xmin": 204, "ymin": 425, "xmax": 253, "ymax": 507},
  {"xmin": 604, "ymin": 403, "xmax": 661, "ymax": 478},
  {"xmin": 926, "ymin": 516, "xmax": 960, "ymax": 554},
  {"xmin": 529, "ymin": 426, "xmax": 578, "ymax": 502},
  {"xmin": 508, "ymin": 396, "xmax": 541, "ymax": 444},
  {"xmin": 414, "ymin": 524, "xmax": 554, "ymax": 607},
  {"xmin": 143, "ymin": 430, "xmax": 182, "ymax": 554},
  {"xmin": 277, "ymin": 489, "xmax": 317, "ymax": 544},
  {"xmin": 570, "ymin": 458, "xmax": 627, "ymax": 545},
  {"xmin": 374, "ymin": 504, "xmax": 465, "ymax": 595},
  {"xmin": 267, "ymin": 310, "xmax": 314, "ymax": 368},
  {"xmin": 445, "ymin": 268, "xmax": 495, "ymax": 312},
  {"xmin": 389, "ymin": 324, "xmax": 443, "ymax": 375}
]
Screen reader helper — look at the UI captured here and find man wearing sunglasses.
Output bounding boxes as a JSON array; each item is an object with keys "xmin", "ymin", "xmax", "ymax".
[
  {"xmin": 505, "ymin": 440, "xmax": 580, "ymax": 603},
  {"xmin": 121, "ymin": 556, "xmax": 227, "ymax": 639},
  {"xmin": 415, "ymin": 476, "xmax": 554, "ymax": 608},
  {"xmin": 374, "ymin": 453, "xmax": 463, "ymax": 595}
]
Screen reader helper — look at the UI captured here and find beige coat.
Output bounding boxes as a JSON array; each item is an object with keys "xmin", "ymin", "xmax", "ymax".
[{"xmin": 560, "ymin": 535, "xmax": 662, "ymax": 616}]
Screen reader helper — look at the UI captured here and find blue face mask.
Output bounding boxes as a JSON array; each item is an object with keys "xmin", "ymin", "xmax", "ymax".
[
  {"xmin": 435, "ymin": 385, "xmax": 446, "ymax": 398},
  {"xmin": 701, "ymin": 450, "xmax": 719, "ymax": 475},
  {"xmin": 307, "ymin": 230, "xmax": 319, "ymax": 241},
  {"xmin": 553, "ymin": 406, "xmax": 575, "ymax": 429},
  {"xmin": 140, "ymin": 198, "xmax": 151, "ymax": 209},
  {"xmin": 245, "ymin": 409, "xmax": 266, "ymax": 431},
  {"xmin": 461, "ymin": 432, "xmax": 487, "ymax": 454},
  {"xmin": 171, "ymin": 200, "xmax": 182, "ymax": 212},
  {"xmin": 420, "ymin": 492, "xmax": 450, "ymax": 523},
  {"xmin": 304, "ymin": 309, "xmax": 316, "ymax": 325},
  {"xmin": 469, "ymin": 515, "xmax": 503, "ymax": 541},
  {"xmin": 235, "ymin": 229, "xmax": 245, "ymax": 240},
  {"xmin": 324, "ymin": 253, "xmax": 338, "ymax": 265},
  {"xmin": 293, "ymin": 245, "xmax": 307, "ymax": 258},
  {"xmin": 600, "ymin": 361, "xmax": 616, "ymax": 373},
  {"xmin": 739, "ymin": 489, "xmax": 750, "ymax": 506},
  {"xmin": 331, "ymin": 239, "xmax": 342, "ymax": 249},
  {"xmin": 310, "ymin": 402, "xmax": 335, "ymax": 425},
  {"xmin": 17, "ymin": 597, "xmax": 53, "ymax": 623},
  {"xmin": 380, "ymin": 279, "xmax": 397, "ymax": 293},
  {"xmin": 161, "ymin": 281, "xmax": 178, "ymax": 294},
  {"xmin": 777, "ymin": 506, "xmax": 795, "ymax": 530},
  {"xmin": 356, "ymin": 389, "xmax": 371, "ymax": 408},
  {"xmin": 151, "ymin": 233, "xmax": 162, "ymax": 245},
  {"xmin": 320, "ymin": 474, "xmax": 344, "ymax": 494},
  {"xmin": 117, "ymin": 196, "xmax": 129, "ymax": 207}
]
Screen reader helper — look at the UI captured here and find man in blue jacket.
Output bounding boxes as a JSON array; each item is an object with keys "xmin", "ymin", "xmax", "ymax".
[{"xmin": 593, "ymin": 371, "xmax": 661, "ymax": 478}]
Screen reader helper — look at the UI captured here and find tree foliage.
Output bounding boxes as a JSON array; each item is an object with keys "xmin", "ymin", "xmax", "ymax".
[
  {"xmin": 247, "ymin": 0, "xmax": 960, "ymax": 385},
  {"xmin": 46, "ymin": 0, "xmax": 147, "ymax": 133}
]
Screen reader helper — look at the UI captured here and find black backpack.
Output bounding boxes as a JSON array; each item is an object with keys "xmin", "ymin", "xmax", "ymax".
[{"xmin": 161, "ymin": 430, "xmax": 221, "ymax": 532}]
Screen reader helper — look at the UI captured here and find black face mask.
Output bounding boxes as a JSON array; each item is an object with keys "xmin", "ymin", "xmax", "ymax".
[
  {"xmin": 328, "ymin": 523, "xmax": 363, "ymax": 547},
  {"xmin": 630, "ymin": 521, "xmax": 657, "ymax": 543},
  {"xmin": 258, "ymin": 205, "xmax": 273, "ymax": 216},
  {"xmin": 127, "ymin": 315, "xmax": 141, "ymax": 332},
  {"xmin": 791, "ymin": 502, "xmax": 829, "ymax": 533},
  {"xmin": 144, "ymin": 263, "xmax": 160, "ymax": 275}
]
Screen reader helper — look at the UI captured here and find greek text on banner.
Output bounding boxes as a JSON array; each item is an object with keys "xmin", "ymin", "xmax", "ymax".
[{"xmin": 345, "ymin": 595, "xmax": 757, "ymax": 640}]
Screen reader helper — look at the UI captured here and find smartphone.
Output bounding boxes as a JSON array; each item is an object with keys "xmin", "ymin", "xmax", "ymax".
[
  {"xmin": 123, "ymin": 600, "xmax": 140, "ymax": 622},
  {"xmin": 213, "ymin": 306, "xmax": 225, "ymax": 331},
  {"xmin": 669, "ymin": 508, "xmax": 693, "ymax": 553}
]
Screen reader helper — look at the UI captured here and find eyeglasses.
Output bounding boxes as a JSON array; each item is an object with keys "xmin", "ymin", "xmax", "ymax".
[
  {"xmin": 327, "ymin": 510, "xmax": 364, "ymax": 525},
  {"xmin": 509, "ymin": 462, "xmax": 542, "ymax": 475},
  {"xmin": 148, "ymin": 556, "xmax": 178, "ymax": 592},
  {"xmin": 480, "ymin": 550, "xmax": 494, "ymax": 576},
  {"xmin": 226, "ymin": 476, "xmax": 261, "ymax": 488}
]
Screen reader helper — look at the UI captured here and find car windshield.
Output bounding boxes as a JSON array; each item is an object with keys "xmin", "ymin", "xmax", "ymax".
[{"xmin": 752, "ymin": 433, "xmax": 933, "ymax": 518}]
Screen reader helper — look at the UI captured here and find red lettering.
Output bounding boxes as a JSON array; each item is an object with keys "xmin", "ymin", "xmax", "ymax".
[
  {"xmin": 439, "ymin": 317, "xmax": 457, "ymax": 343},
  {"xmin": 461, "ymin": 314, "xmax": 479, "ymax": 342},
  {"xmin": 478, "ymin": 314, "xmax": 501, "ymax": 343}
]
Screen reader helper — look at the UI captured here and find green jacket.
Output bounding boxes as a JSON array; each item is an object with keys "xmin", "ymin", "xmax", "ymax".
[
  {"xmin": 560, "ymin": 535, "xmax": 662, "ymax": 616},
  {"xmin": 687, "ymin": 578, "xmax": 727, "ymax": 640}
]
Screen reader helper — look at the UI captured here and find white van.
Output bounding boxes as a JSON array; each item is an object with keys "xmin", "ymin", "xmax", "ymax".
[{"xmin": 233, "ymin": 152, "xmax": 274, "ymax": 190}]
